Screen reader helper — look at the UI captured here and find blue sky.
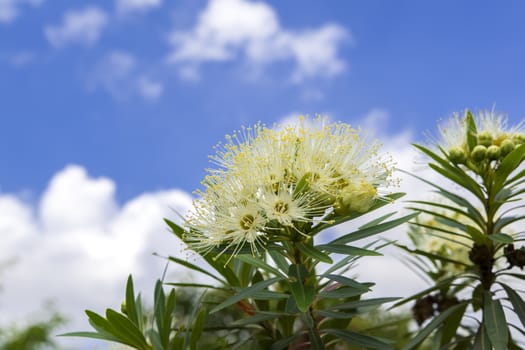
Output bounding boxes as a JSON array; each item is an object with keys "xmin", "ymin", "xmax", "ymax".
[
  {"xmin": 2, "ymin": 0, "xmax": 525, "ymax": 203},
  {"xmin": 1, "ymin": 0, "xmax": 525, "ymax": 347}
]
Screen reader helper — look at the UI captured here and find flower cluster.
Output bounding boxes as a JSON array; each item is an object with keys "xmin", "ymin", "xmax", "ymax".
[
  {"xmin": 438, "ymin": 109, "xmax": 525, "ymax": 166},
  {"xmin": 185, "ymin": 116, "xmax": 394, "ymax": 256}
]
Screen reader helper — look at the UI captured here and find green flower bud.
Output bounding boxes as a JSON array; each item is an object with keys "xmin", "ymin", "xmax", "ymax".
[
  {"xmin": 121, "ymin": 301, "xmax": 127, "ymax": 315},
  {"xmin": 500, "ymin": 139, "xmax": 515, "ymax": 157},
  {"xmin": 486, "ymin": 145, "xmax": 501, "ymax": 160},
  {"xmin": 477, "ymin": 131, "xmax": 493, "ymax": 147},
  {"xmin": 513, "ymin": 133, "xmax": 525, "ymax": 145},
  {"xmin": 471, "ymin": 145, "xmax": 487, "ymax": 162},
  {"xmin": 334, "ymin": 181, "xmax": 376, "ymax": 215},
  {"xmin": 448, "ymin": 146, "xmax": 467, "ymax": 164}
]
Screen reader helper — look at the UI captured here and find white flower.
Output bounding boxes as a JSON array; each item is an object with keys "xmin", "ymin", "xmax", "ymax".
[{"xmin": 185, "ymin": 116, "xmax": 394, "ymax": 256}]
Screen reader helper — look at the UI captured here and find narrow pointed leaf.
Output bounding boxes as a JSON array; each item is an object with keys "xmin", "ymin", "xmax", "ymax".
[
  {"xmin": 105, "ymin": 309, "xmax": 150, "ymax": 349},
  {"xmin": 494, "ymin": 144, "xmax": 525, "ymax": 193},
  {"xmin": 329, "ymin": 212, "xmax": 418, "ymax": 245},
  {"xmin": 324, "ymin": 329, "xmax": 393, "ymax": 350},
  {"xmin": 296, "ymin": 242, "xmax": 333, "ymax": 264},
  {"xmin": 237, "ymin": 254, "xmax": 287, "ymax": 278},
  {"xmin": 488, "ymin": 233, "xmax": 514, "ymax": 244},
  {"xmin": 402, "ymin": 302, "xmax": 469, "ymax": 350},
  {"xmin": 501, "ymin": 283, "xmax": 525, "ymax": 328},
  {"xmin": 125, "ymin": 275, "xmax": 140, "ymax": 328},
  {"xmin": 288, "ymin": 264, "xmax": 315, "ymax": 312},
  {"xmin": 483, "ymin": 291, "xmax": 509, "ymax": 350},
  {"xmin": 317, "ymin": 244, "xmax": 381, "ymax": 256},
  {"xmin": 210, "ymin": 277, "xmax": 282, "ymax": 313}
]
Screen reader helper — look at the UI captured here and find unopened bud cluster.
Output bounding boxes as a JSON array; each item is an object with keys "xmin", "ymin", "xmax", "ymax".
[{"xmin": 440, "ymin": 110, "xmax": 525, "ymax": 167}]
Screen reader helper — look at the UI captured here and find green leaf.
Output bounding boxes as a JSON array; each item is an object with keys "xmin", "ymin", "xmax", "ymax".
[
  {"xmin": 465, "ymin": 109, "xmax": 477, "ymax": 152},
  {"xmin": 488, "ymin": 233, "xmax": 514, "ymax": 244},
  {"xmin": 415, "ymin": 143, "xmax": 484, "ymax": 200},
  {"xmin": 328, "ymin": 297, "xmax": 399, "ymax": 311},
  {"xmin": 58, "ymin": 331, "xmax": 121, "ymax": 343},
  {"xmin": 317, "ymin": 244, "xmax": 381, "ymax": 256},
  {"xmin": 500, "ymin": 283, "xmax": 525, "ymax": 329},
  {"xmin": 319, "ymin": 287, "xmax": 364, "ymax": 300},
  {"xmin": 317, "ymin": 310, "xmax": 356, "ymax": 319},
  {"xmin": 399, "ymin": 169, "xmax": 485, "ymax": 224},
  {"xmin": 147, "ymin": 330, "xmax": 164, "ymax": 350},
  {"xmin": 311, "ymin": 192, "xmax": 405, "ymax": 234},
  {"xmin": 494, "ymin": 144, "xmax": 525, "ymax": 193},
  {"xmin": 237, "ymin": 254, "xmax": 287, "ymax": 278},
  {"xmin": 232, "ymin": 312, "xmax": 282, "ymax": 326},
  {"xmin": 251, "ymin": 290, "xmax": 289, "ymax": 300},
  {"xmin": 402, "ymin": 302, "xmax": 469, "ymax": 350},
  {"xmin": 288, "ymin": 264, "xmax": 315, "ymax": 313},
  {"xmin": 210, "ymin": 277, "xmax": 282, "ymax": 313},
  {"xmin": 162, "ymin": 289, "xmax": 176, "ymax": 347},
  {"xmin": 296, "ymin": 242, "xmax": 333, "ymax": 264},
  {"xmin": 439, "ymin": 302, "xmax": 467, "ymax": 346},
  {"xmin": 466, "ymin": 225, "xmax": 489, "ymax": 245},
  {"xmin": 320, "ymin": 274, "xmax": 371, "ymax": 292},
  {"xmin": 299, "ymin": 311, "xmax": 325, "ymax": 350},
  {"xmin": 323, "ymin": 255, "xmax": 355, "ymax": 275},
  {"xmin": 168, "ymin": 256, "xmax": 227, "ymax": 285},
  {"xmin": 324, "ymin": 329, "xmax": 393, "ymax": 350},
  {"xmin": 396, "ymin": 244, "xmax": 470, "ymax": 268},
  {"xmin": 153, "ymin": 280, "xmax": 166, "ymax": 342},
  {"xmin": 329, "ymin": 212, "xmax": 418, "ymax": 245},
  {"xmin": 358, "ymin": 212, "xmax": 397, "ymax": 229},
  {"xmin": 85, "ymin": 310, "xmax": 118, "ymax": 340},
  {"xmin": 268, "ymin": 248, "xmax": 290, "ymax": 274},
  {"xmin": 483, "ymin": 291, "xmax": 509, "ymax": 350},
  {"xmin": 473, "ymin": 325, "xmax": 491, "ymax": 350},
  {"xmin": 125, "ymin": 275, "xmax": 140, "ymax": 329},
  {"xmin": 392, "ymin": 276, "xmax": 457, "ymax": 308},
  {"xmin": 189, "ymin": 309, "xmax": 206, "ymax": 350},
  {"xmin": 105, "ymin": 309, "xmax": 150, "ymax": 350},
  {"xmin": 165, "ymin": 282, "xmax": 226, "ymax": 290},
  {"xmin": 270, "ymin": 335, "xmax": 301, "ymax": 350}
]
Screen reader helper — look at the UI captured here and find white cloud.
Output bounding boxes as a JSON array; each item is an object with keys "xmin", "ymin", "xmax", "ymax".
[
  {"xmin": 116, "ymin": 0, "xmax": 162, "ymax": 15},
  {"xmin": 0, "ymin": 165, "xmax": 196, "ymax": 348},
  {"xmin": 88, "ymin": 51, "xmax": 164, "ymax": 101},
  {"xmin": 137, "ymin": 76, "xmax": 164, "ymax": 100},
  {"xmin": 9, "ymin": 51, "xmax": 35, "ymax": 67},
  {"xmin": 167, "ymin": 0, "xmax": 349, "ymax": 82},
  {"xmin": 44, "ymin": 7, "xmax": 108, "ymax": 48},
  {"xmin": 0, "ymin": 0, "xmax": 43, "ymax": 24}
]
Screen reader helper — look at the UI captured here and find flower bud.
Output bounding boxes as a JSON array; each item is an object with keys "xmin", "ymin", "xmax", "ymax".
[
  {"xmin": 513, "ymin": 133, "xmax": 525, "ymax": 145},
  {"xmin": 500, "ymin": 139, "xmax": 515, "ymax": 157},
  {"xmin": 121, "ymin": 301, "xmax": 127, "ymax": 315},
  {"xmin": 448, "ymin": 147, "xmax": 467, "ymax": 164},
  {"xmin": 335, "ymin": 181, "xmax": 377, "ymax": 215},
  {"xmin": 471, "ymin": 145, "xmax": 487, "ymax": 162},
  {"xmin": 486, "ymin": 145, "xmax": 501, "ymax": 160},
  {"xmin": 477, "ymin": 131, "xmax": 493, "ymax": 147}
]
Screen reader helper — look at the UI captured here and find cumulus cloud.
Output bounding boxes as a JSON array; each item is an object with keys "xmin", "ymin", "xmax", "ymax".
[
  {"xmin": 167, "ymin": 0, "xmax": 349, "ymax": 82},
  {"xmin": 116, "ymin": 0, "xmax": 162, "ymax": 15},
  {"xmin": 88, "ymin": 51, "xmax": 164, "ymax": 101},
  {"xmin": 0, "ymin": 165, "xmax": 196, "ymax": 348},
  {"xmin": 0, "ymin": 0, "xmax": 42, "ymax": 24},
  {"xmin": 44, "ymin": 7, "xmax": 108, "ymax": 48}
]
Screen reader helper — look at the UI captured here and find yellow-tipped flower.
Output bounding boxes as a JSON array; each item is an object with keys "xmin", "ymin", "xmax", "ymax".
[{"xmin": 186, "ymin": 116, "xmax": 394, "ymax": 256}]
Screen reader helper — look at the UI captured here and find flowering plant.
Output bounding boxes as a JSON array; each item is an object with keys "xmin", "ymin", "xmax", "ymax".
[
  {"xmin": 397, "ymin": 110, "xmax": 525, "ymax": 350},
  {"xmin": 66, "ymin": 116, "xmax": 414, "ymax": 349}
]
